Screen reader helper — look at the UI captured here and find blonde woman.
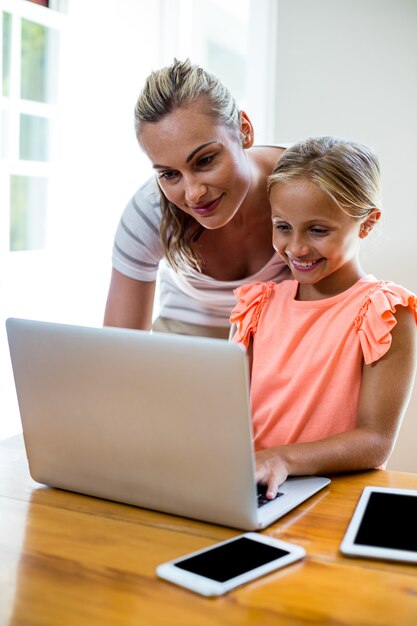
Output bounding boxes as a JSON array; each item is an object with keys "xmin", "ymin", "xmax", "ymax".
[{"xmin": 104, "ymin": 59, "xmax": 290, "ymax": 338}]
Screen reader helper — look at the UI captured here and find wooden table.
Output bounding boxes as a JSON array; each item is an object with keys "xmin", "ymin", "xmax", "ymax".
[{"xmin": 1, "ymin": 435, "xmax": 416, "ymax": 626}]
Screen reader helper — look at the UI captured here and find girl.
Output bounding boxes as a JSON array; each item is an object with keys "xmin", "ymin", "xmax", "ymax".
[
  {"xmin": 104, "ymin": 59, "xmax": 290, "ymax": 338},
  {"xmin": 230, "ymin": 136, "xmax": 417, "ymax": 499}
]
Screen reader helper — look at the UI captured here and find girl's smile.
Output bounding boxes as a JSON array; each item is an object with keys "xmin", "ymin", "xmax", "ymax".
[
  {"xmin": 287, "ymin": 257, "xmax": 324, "ymax": 272},
  {"xmin": 270, "ymin": 178, "xmax": 374, "ymax": 300}
]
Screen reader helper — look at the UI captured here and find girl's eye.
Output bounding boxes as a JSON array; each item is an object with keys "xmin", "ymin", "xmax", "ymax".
[
  {"xmin": 273, "ymin": 222, "xmax": 291, "ymax": 232},
  {"xmin": 310, "ymin": 227, "xmax": 329, "ymax": 236}
]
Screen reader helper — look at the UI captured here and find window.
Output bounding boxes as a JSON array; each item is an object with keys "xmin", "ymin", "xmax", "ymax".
[
  {"xmin": 0, "ymin": 0, "xmax": 66, "ymax": 261},
  {"xmin": 0, "ymin": 0, "xmax": 67, "ymax": 440}
]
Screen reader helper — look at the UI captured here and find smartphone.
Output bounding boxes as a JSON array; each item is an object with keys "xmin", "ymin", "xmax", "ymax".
[{"xmin": 156, "ymin": 532, "xmax": 306, "ymax": 596}]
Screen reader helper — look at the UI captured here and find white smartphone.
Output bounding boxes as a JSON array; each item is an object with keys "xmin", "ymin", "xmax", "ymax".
[{"xmin": 156, "ymin": 532, "xmax": 306, "ymax": 597}]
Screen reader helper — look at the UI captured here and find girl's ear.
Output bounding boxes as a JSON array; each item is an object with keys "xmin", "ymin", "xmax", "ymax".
[
  {"xmin": 240, "ymin": 111, "xmax": 255, "ymax": 149},
  {"xmin": 359, "ymin": 208, "xmax": 381, "ymax": 239}
]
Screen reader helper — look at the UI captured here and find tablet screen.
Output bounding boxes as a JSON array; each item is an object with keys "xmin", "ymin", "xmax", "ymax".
[
  {"xmin": 354, "ymin": 492, "xmax": 417, "ymax": 551},
  {"xmin": 340, "ymin": 486, "xmax": 417, "ymax": 563}
]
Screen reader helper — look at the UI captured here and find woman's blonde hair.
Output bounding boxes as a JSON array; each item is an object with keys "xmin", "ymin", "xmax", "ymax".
[
  {"xmin": 135, "ymin": 59, "xmax": 241, "ymax": 271},
  {"xmin": 268, "ymin": 136, "xmax": 381, "ymax": 220}
]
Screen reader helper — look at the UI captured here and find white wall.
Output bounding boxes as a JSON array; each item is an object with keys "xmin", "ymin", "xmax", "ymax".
[{"xmin": 274, "ymin": 0, "xmax": 417, "ymax": 471}]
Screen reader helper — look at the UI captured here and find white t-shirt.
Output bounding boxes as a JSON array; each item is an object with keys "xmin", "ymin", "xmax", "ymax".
[{"xmin": 112, "ymin": 176, "xmax": 289, "ymax": 327}]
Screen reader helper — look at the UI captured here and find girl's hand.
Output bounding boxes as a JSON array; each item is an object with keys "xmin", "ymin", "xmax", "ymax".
[{"xmin": 255, "ymin": 448, "xmax": 289, "ymax": 500}]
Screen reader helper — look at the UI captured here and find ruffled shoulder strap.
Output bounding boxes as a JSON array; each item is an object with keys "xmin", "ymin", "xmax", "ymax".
[
  {"xmin": 230, "ymin": 281, "xmax": 275, "ymax": 348},
  {"xmin": 354, "ymin": 281, "xmax": 417, "ymax": 364}
]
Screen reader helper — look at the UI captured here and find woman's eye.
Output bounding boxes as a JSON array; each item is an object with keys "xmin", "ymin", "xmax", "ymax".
[
  {"xmin": 197, "ymin": 155, "xmax": 214, "ymax": 167},
  {"xmin": 158, "ymin": 170, "xmax": 179, "ymax": 181}
]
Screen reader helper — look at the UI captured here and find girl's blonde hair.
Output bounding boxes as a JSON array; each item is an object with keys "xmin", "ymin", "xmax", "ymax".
[
  {"xmin": 135, "ymin": 59, "xmax": 241, "ymax": 272},
  {"xmin": 268, "ymin": 136, "xmax": 381, "ymax": 219}
]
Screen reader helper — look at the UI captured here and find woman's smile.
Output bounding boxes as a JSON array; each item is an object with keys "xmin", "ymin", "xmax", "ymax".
[{"xmin": 189, "ymin": 194, "xmax": 224, "ymax": 216}]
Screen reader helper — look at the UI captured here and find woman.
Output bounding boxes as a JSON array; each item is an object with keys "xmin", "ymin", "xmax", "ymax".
[{"xmin": 104, "ymin": 59, "xmax": 290, "ymax": 338}]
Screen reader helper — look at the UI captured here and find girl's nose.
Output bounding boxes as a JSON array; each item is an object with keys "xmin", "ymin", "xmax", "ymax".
[{"xmin": 287, "ymin": 234, "xmax": 310, "ymax": 257}]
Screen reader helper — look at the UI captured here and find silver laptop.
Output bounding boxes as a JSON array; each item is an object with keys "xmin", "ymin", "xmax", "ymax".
[{"xmin": 6, "ymin": 317, "xmax": 330, "ymax": 530}]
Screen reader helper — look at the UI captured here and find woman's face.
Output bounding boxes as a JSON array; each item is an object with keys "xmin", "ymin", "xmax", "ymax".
[{"xmin": 138, "ymin": 100, "xmax": 253, "ymax": 229}]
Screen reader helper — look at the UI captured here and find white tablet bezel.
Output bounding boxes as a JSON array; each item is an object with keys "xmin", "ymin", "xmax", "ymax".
[
  {"xmin": 156, "ymin": 532, "xmax": 306, "ymax": 596},
  {"xmin": 340, "ymin": 485, "xmax": 417, "ymax": 564}
]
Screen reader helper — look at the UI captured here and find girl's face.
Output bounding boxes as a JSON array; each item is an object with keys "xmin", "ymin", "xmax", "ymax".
[
  {"xmin": 138, "ymin": 100, "xmax": 253, "ymax": 229},
  {"xmin": 270, "ymin": 178, "xmax": 374, "ymax": 299}
]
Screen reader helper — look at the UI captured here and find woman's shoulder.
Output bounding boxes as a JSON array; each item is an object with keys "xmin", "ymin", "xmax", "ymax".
[
  {"xmin": 132, "ymin": 175, "xmax": 161, "ymax": 208},
  {"xmin": 120, "ymin": 176, "xmax": 162, "ymax": 229},
  {"xmin": 249, "ymin": 144, "xmax": 287, "ymax": 160},
  {"xmin": 253, "ymin": 143, "xmax": 293, "ymax": 150},
  {"xmin": 113, "ymin": 175, "xmax": 164, "ymax": 276},
  {"xmin": 248, "ymin": 144, "xmax": 290, "ymax": 174}
]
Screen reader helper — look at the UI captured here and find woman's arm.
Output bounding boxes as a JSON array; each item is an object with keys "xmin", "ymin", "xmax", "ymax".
[
  {"xmin": 256, "ymin": 306, "xmax": 417, "ymax": 498},
  {"xmin": 103, "ymin": 268, "xmax": 156, "ymax": 330}
]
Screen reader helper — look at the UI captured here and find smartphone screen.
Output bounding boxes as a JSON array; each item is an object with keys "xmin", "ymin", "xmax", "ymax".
[
  {"xmin": 157, "ymin": 533, "xmax": 306, "ymax": 596},
  {"xmin": 174, "ymin": 536, "xmax": 290, "ymax": 582}
]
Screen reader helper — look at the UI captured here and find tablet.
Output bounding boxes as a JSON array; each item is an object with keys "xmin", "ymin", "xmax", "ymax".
[{"xmin": 340, "ymin": 486, "xmax": 417, "ymax": 564}]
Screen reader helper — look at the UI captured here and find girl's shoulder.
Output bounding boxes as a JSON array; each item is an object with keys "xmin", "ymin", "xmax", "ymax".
[
  {"xmin": 355, "ymin": 279, "xmax": 417, "ymax": 364},
  {"xmin": 354, "ymin": 279, "xmax": 417, "ymax": 323},
  {"xmin": 230, "ymin": 280, "xmax": 293, "ymax": 348},
  {"xmin": 233, "ymin": 278, "xmax": 292, "ymax": 301}
]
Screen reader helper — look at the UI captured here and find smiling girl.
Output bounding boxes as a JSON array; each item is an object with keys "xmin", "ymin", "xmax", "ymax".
[{"xmin": 230, "ymin": 136, "xmax": 417, "ymax": 498}]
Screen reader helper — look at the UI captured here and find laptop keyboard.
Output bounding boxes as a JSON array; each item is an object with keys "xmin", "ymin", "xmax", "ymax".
[{"xmin": 257, "ymin": 484, "xmax": 284, "ymax": 508}]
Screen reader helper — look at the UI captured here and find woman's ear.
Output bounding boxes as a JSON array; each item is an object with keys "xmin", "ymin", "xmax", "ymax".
[
  {"xmin": 240, "ymin": 111, "xmax": 255, "ymax": 148},
  {"xmin": 359, "ymin": 208, "xmax": 381, "ymax": 239}
]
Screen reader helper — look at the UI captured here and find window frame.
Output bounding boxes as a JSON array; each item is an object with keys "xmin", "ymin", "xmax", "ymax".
[{"xmin": 0, "ymin": 0, "xmax": 66, "ymax": 275}]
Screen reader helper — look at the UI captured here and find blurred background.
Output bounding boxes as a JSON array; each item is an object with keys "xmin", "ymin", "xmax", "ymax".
[{"xmin": 1, "ymin": 0, "xmax": 416, "ymax": 471}]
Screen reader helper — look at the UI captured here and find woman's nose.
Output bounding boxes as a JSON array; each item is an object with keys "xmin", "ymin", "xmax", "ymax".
[{"xmin": 184, "ymin": 177, "xmax": 207, "ymax": 205}]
